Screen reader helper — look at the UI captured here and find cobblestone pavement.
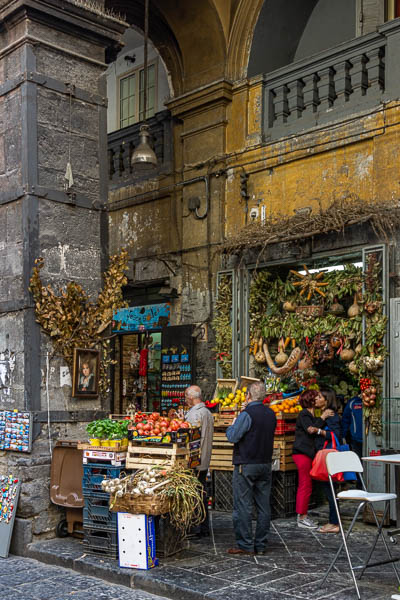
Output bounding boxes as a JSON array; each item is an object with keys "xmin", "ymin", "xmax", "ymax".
[
  {"xmin": 0, "ymin": 555, "xmax": 169, "ymax": 600},
  {"xmin": 26, "ymin": 508, "xmax": 400, "ymax": 600}
]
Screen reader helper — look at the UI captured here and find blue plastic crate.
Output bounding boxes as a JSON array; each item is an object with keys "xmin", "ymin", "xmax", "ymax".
[
  {"xmin": 83, "ymin": 496, "xmax": 117, "ymax": 529},
  {"xmin": 82, "ymin": 463, "xmax": 124, "ymax": 495}
]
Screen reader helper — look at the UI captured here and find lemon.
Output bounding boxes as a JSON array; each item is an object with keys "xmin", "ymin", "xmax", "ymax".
[
  {"xmin": 242, "ymin": 386, "xmax": 247, "ymax": 393},
  {"xmin": 228, "ymin": 393, "xmax": 234, "ymax": 400}
]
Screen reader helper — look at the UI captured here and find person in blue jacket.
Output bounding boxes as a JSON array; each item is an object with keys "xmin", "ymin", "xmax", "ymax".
[{"xmin": 342, "ymin": 395, "xmax": 363, "ymax": 459}]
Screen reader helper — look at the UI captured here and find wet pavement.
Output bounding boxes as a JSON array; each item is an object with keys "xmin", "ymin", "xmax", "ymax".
[
  {"xmin": 26, "ymin": 508, "xmax": 400, "ymax": 600},
  {"xmin": 0, "ymin": 555, "xmax": 169, "ymax": 600}
]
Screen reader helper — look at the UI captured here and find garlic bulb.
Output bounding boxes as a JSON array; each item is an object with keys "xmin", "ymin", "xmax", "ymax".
[{"xmin": 116, "ymin": 490, "xmax": 124, "ymax": 497}]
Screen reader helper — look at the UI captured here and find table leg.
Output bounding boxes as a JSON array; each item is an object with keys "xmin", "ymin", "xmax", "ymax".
[{"xmin": 395, "ymin": 465, "xmax": 400, "ymax": 529}]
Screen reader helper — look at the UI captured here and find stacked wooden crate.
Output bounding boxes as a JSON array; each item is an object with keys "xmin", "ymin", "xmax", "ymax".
[
  {"xmin": 273, "ymin": 412, "xmax": 296, "ymax": 472},
  {"xmin": 209, "ymin": 429, "xmax": 233, "ymax": 471}
]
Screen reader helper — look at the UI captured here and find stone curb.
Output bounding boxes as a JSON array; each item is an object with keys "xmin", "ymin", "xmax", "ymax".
[{"xmin": 25, "ymin": 542, "xmax": 206, "ymax": 600}]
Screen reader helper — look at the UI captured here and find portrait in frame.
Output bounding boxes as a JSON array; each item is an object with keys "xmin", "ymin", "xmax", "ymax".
[{"xmin": 72, "ymin": 348, "xmax": 100, "ymax": 399}]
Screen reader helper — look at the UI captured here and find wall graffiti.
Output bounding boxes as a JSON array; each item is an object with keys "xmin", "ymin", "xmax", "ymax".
[{"xmin": 0, "ymin": 350, "xmax": 16, "ymax": 402}]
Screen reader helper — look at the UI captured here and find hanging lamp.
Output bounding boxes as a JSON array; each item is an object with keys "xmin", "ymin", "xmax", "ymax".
[{"xmin": 131, "ymin": 0, "xmax": 157, "ymax": 168}]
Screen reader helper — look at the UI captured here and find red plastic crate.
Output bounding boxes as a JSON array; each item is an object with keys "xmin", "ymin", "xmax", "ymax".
[{"xmin": 275, "ymin": 420, "xmax": 296, "ymax": 435}]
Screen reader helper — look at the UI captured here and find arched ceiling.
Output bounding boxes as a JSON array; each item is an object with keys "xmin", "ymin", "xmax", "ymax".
[{"xmin": 106, "ymin": 0, "xmax": 265, "ymax": 96}]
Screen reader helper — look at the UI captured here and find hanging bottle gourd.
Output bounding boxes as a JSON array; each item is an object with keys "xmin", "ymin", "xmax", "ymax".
[
  {"xmin": 275, "ymin": 338, "xmax": 288, "ymax": 366},
  {"xmin": 329, "ymin": 297, "xmax": 345, "ymax": 315},
  {"xmin": 255, "ymin": 337, "xmax": 266, "ymax": 364},
  {"xmin": 347, "ymin": 293, "xmax": 360, "ymax": 318}
]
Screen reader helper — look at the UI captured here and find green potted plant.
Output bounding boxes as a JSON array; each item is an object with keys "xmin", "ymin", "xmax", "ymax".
[{"xmin": 86, "ymin": 420, "xmax": 102, "ymax": 446}]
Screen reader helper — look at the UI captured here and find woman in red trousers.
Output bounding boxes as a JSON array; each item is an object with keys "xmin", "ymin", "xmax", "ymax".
[{"xmin": 292, "ymin": 389, "xmax": 334, "ymax": 529}]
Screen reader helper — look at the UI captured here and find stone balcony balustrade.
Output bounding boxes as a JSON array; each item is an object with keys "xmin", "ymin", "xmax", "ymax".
[
  {"xmin": 263, "ymin": 19, "xmax": 400, "ymax": 140},
  {"xmin": 107, "ymin": 109, "xmax": 174, "ymax": 186}
]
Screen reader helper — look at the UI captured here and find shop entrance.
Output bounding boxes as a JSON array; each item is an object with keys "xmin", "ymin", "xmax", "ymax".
[{"xmin": 115, "ymin": 331, "xmax": 162, "ymax": 415}]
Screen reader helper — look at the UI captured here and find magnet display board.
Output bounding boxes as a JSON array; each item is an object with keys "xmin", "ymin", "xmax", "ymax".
[
  {"xmin": 0, "ymin": 411, "xmax": 32, "ymax": 452},
  {"xmin": 0, "ymin": 475, "xmax": 21, "ymax": 558}
]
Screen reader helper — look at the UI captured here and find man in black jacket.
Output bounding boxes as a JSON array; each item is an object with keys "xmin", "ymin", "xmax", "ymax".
[{"xmin": 226, "ymin": 381, "xmax": 277, "ymax": 555}]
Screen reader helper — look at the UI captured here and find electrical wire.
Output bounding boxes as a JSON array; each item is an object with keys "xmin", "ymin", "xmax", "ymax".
[{"xmin": 46, "ymin": 352, "xmax": 52, "ymax": 457}]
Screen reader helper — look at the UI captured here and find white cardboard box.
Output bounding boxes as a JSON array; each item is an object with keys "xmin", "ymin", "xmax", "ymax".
[{"xmin": 118, "ymin": 512, "xmax": 158, "ymax": 570}]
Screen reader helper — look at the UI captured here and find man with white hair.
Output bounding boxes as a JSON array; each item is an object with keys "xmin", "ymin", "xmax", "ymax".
[
  {"xmin": 185, "ymin": 384, "xmax": 214, "ymax": 537},
  {"xmin": 226, "ymin": 380, "xmax": 276, "ymax": 555}
]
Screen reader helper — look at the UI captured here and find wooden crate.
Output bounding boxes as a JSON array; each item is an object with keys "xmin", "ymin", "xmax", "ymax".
[
  {"xmin": 213, "ymin": 379, "xmax": 238, "ymax": 398},
  {"xmin": 273, "ymin": 438, "xmax": 296, "ymax": 472},
  {"xmin": 210, "ymin": 430, "xmax": 233, "ymax": 471},
  {"xmin": 238, "ymin": 376, "xmax": 260, "ymax": 389},
  {"xmin": 213, "ymin": 413, "xmax": 236, "ymax": 427},
  {"xmin": 126, "ymin": 442, "xmax": 197, "ymax": 470}
]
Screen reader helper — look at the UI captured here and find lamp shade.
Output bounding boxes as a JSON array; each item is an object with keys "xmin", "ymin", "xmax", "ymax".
[{"xmin": 131, "ymin": 124, "xmax": 157, "ymax": 167}]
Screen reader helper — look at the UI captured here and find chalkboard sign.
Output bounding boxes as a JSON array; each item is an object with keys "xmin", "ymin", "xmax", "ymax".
[{"xmin": 0, "ymin": 475, "xmax": 21, "ymax": 558}]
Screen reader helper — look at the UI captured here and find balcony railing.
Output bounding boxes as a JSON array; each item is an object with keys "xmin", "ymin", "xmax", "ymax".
[
  {"xmin": 262, "ymin": 19, "xmax": 400, "ymax": 140},
  {"xmin": 107, "ymin": 110, "xmax": 173, "ymax": 187}
]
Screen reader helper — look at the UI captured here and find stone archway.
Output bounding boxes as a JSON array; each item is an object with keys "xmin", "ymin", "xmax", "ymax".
[{"xmin": 107, "ymin": 0, "xmax": 227, "ymax": 95}]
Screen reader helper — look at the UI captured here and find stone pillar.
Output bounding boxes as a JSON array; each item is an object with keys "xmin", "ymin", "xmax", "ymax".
[{"xmin": 0, "ymin": 0, "xmax": 126, "ymax": 547}]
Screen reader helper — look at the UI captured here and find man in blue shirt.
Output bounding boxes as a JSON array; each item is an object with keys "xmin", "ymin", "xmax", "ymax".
[{"xmin": 226, "ymin": 381, "xmax": 276, "ymax": 555}]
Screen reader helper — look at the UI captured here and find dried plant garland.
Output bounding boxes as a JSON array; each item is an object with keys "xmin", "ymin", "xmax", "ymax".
[
  {"xmin": 211, "ymin": 276, "xmax": 233, "ymax": 377},
  {"xmin": 222, "ymin": 196, "xmax": 400, "ymax": 257},
  {"xmin": 29, "ymin": 249, "xmax": 129, "ymax": 395}
]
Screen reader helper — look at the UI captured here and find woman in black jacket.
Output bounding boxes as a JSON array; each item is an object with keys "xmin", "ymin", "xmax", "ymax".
[
  {"xmin": 312, "ymin": 389, "xmax": 342, "ymax": 533},
  {"xmin": 292, "ymin": 389, "xmax": 334, "ymax": 529}
]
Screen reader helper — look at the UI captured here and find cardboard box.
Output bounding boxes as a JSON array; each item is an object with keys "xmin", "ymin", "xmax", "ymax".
[{"xmin": 118, "ymin": 513, "xmax": 158, "ymax": 569}]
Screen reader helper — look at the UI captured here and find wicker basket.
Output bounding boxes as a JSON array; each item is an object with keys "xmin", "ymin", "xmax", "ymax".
[{"xmin": 109, "ymin": 493, "xmax": 171, "ymax": 516}]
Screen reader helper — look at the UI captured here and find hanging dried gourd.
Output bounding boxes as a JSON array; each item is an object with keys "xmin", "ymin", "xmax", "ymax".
[
  {"xmin": 255, "ymin": 337, "xmax": 266, "ymax": 364},
  {"xmin": 289, "ymin": 265, "xmax": 328, "ymax": 300},
  {"xmin": 274, "ymin": 338, "xmax": 288, "ymax": 366}
]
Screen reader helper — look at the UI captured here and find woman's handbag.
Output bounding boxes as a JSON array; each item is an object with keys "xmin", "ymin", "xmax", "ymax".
[
  {"xmin": 310, "ymin": 434, "xmax": 344, "ymax": 482},
  {"xmin": 325, "ymin": 431, "xmax": 357, "ymax": 481}
]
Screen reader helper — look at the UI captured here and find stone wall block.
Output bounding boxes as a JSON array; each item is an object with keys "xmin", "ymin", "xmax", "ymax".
[
  {"xmin": 35, "ymin": 47, "xmax": 102, "ymax": 93},
  {"xmin": 10, "ymin": 517, "xmax": 33, "ymax": 556},
  {"xmin": 18, "ymin": 479, "xmax": 51, "ymax": 518},
  {"xmin": 32, "ymin": 506, "xmax": 61, "ymax": 536}
]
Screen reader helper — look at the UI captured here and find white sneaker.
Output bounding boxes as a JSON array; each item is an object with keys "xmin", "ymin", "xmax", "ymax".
[{"xmin": 297, "ymin": 515, "xmax": 318, "ymax": 529}]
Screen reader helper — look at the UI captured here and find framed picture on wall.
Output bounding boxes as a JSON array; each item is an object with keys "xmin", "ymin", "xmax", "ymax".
[{"xmin": 72, "ymin": 348, "xmax": 100, "ymax": 399}]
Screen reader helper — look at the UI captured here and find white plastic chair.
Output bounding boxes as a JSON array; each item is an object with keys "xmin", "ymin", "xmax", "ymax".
[{"xmin": 321, "ymin": 451, "xmax": 400, "ymax": 599}]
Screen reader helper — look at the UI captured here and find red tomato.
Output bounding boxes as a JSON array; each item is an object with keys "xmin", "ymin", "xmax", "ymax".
[
  {"xmin": 143, "ymin": 423, "xmax": 151, "ymax": 432},
  {"xmin": 151, "ymin": 412, "xmax": 160, "ymax": 420},
  {"xmin": 153, "ymin": 428, "xmax": 160, "ymax": 435},
  {"xmin": 180, "ymin": 422, "xmax": 189, "ymax": 429}
]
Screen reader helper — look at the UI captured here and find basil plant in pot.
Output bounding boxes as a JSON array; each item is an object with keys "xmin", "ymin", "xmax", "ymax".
[{"xmin": 86, "ymin": 419, "xmax": 129, "ymax": 447}]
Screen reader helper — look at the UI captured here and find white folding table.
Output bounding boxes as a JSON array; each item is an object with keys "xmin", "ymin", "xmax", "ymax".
[{"xmin": 362, "ymin": 455, "xmax": 400, "ymax": 600}]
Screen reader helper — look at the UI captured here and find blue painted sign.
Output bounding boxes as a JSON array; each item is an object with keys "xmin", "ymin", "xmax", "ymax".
[{"xmin": 112, "ymin": 304, "xmax": 171, "ymax": 333}]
